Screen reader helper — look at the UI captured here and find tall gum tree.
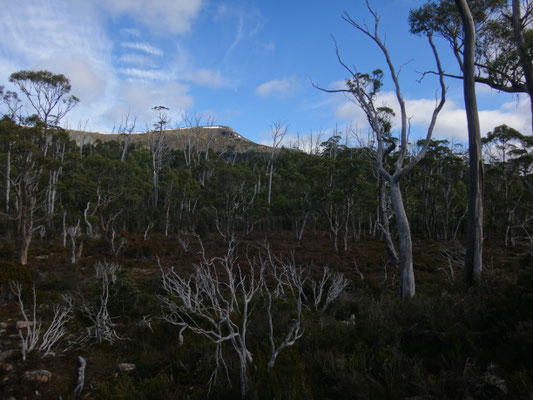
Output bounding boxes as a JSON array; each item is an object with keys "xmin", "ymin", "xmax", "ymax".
[
  {"xmin": 455, "ymin": 0, "xmax": 484, "ymax": 287},
  {"xmin": 316, "ymin": 1, "xmax": 446, "ymax": 297},
  {"xmin": 1, "ymin": 70, "xmax": 78, "ymax": 264},
  {"xmin": 409, "ymin": 0, "xmax": 533, "ymax": 134}
]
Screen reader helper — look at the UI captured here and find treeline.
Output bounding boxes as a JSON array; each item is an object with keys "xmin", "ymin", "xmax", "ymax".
[{"xmin": 1, "ymin": 113, "xmax": 532, "ymax": 266}]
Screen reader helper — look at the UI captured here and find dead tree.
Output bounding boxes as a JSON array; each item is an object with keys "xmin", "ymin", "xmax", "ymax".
[
  {"xmin": 267, "ymin": 122, "xmax": 287, "ymax": 204},
  {"xmin": 316, "ymin": 2, "xmax": 446, "ymax": 297},
  {"xmin": 150, "ymin": 106, "xmax": 170, "ymax": 208},
  {"xmin": 77, "ymin": 261, "xmax": 122, "ymax": 345},
  {"xmin": 114, "ymin": 112, "xmax": 137, "ymax": 162},
  {"xmin": 11, "ymin": 282, "xmax": 73, "ymax": 360}
]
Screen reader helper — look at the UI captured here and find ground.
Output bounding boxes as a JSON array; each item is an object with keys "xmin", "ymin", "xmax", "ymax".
[{"xmin": 0, "ymin": 231, "xmax": 531, "ymax": 399}]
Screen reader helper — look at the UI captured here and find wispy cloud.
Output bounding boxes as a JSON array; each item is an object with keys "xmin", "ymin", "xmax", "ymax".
[
  {"xmin": 119, "ymin": 68, "xmax": 173, "ymax": 81},
  {"xmin": 119, "ymin": 53, "xmax": 156, "ymax": 67},
  {"xmin": 184, "ymin": 68, "xmax": 230, "ymax": 88},
  {"xmin": 120, "ymin": 28, "xmax": 140, "ymax": 37},
  {"xmin": 121, "ymin": 42, "xmax": 163, "ymax": 56},
  {"xmin": 101, "ymin": 0, "xmax": 204, "ymax": 35},
  {"xmin": 215, "ymin": 5, "xmax": 264, "ymax": 62},
  {"xmin": 256, "ymin": 76, "xmax": 299, "ymax": 98}
]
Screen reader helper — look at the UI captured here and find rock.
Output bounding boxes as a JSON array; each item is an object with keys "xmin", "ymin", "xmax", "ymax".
[
  {"xmin": 23, "ymin": 369, "xmax": 52, "ymax": 383},
  {"xmin": 0, "ymin": 322, "xmax": 7, "ymax": 329},
  {"xmin": 16, "ymin": 321, "xmax": 34, "ymax": 330},
  {"xmin": 0, "ymin": 349, "xmax": 19, "ymax": 362},
  {"xmin": 0, "ymin": 362, "xmax": 14, "ymax": 372},
  {"xmin": 0, "ymin": 329, "xmax": 6, "ymax": 335},
  {"xmin": 118, "ymin": 363, "xmax": 136, "ymax": 373}
]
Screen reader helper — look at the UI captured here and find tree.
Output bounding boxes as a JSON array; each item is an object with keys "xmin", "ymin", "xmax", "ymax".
[
  {"xmin": 8, "ymin": 70, "xmax": 79, "ymax": 228},
  {"xmin": 482, "ymin": 125, "xmax": 533, "ymax": 243},
  {"xmin": 149, "ymin": 106, "xmax": 170, "ymax": 208},
  {"xmin": 454, "ymin": 0, "xmax": 485, "ymax": 287},
  {"xmin": 316, "ymin": 2, "xmax": 446, "ymax": 297},
  {"xmin": 9, "ymin": 70, "xmax": 79, "ymax": 150},
  {"xmin": 267, "ymin": 121, "xmax": 287, "ymax": 204},
  {"xmin": 0, "ymin": 119, "xmax": 46, "ymax": 264},
  {"xmin": 409, "ymin": 0, "xmax": 533, "ymax": 133}
]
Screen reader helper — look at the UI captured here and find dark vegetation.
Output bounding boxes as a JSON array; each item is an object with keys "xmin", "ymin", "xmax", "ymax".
[
  {"xmin": 1, "ymin": 0, "xmax": 533, "ymax": 396},
  {"xmin": 0, "ymin": 113, "xmax": 532, "ymax": 398}
]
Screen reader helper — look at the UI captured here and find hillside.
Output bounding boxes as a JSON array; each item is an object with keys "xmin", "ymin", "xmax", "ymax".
[{"xmin": 67, "ymin": 125, "xmax": 272, "ymax": 154}]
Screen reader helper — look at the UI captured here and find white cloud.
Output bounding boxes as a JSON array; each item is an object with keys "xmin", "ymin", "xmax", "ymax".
[
  {"xmin": 0, "ymin": 0, "xmax": 117, "ymax": 130},
  {"xmin": 121, "ymin": 42, "xmax": 163, "ymax": 56},
  {"xmin": 335, "ymin": 90, "xmax": 531, "ymax": 141},
  {"xmin": 102, "ymin": 0, "xmax": 203, "ymax": 35},
  {"xmin": 255, "ymin": 76, "xmax": 299, "ymax": 98},
  {"xmin": 101, "ymin": 81, "xmax": 193, "ymax": 131},
  {"xmin": 0, "ymin": 0, "xmax": 198, "ymax": 133},
  {"xmin": 215, "ymin": 5, "xmax": 264, "ymax": 62},
  {"xmin": 119, "ymin": 68, "xmax": 173, "ymax": 81},
  {"xmin": 119, "ymin": 53, "xmax": 156, "ymax": 67},
  {"xmin": 120, "ymin": 28, "xmax": 140, "ymax": 37},
  {"xmin": 184, "ymin": 69, "xmax": 230, "ymax": 88}
]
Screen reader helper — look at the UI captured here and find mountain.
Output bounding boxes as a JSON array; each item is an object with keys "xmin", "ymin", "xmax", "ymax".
[{"xmin": 67, "ymin": 125, "xmax": 271, "ymax": 154}]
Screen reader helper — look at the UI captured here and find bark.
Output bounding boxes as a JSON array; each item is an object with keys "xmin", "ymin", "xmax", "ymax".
[
  {"xmin": 267, "ymin": 161, "xmax": 274, "ymax": 205},
  {"xmin": 17, "ymin": 209, "xmax": 32, "ymax": 266},
  {"xmin": 511, "ymin": 0, "xmax": 533, "ymax": 134},
  {"xmin": 5, "ymin": 142, "xmax": 10, "ymax": 214},
  {"xmin": 389, "ymin": 180, "xmax": 415, "ymax": 297},
  {"xmin": 378, "ymin": 174, "xmax": 399, "ymax": 267},
  {"xmin": 456, "ymin": 0, "xmax": 484, "ymax": 286}
]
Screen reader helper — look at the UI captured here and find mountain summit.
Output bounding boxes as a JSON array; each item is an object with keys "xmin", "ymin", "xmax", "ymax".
[{"xmin": 68, "ymin": 125, "xmax": 270, "ymax": 154}]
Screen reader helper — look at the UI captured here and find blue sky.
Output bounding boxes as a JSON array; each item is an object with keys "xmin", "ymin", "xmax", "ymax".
[{"xmin": 0, "ymin": 0, "xmax": 530, "ymax": 146}]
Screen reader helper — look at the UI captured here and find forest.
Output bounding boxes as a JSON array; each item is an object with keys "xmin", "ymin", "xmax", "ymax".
[{"xmin": 1, "ymin": 0, "xmax": 533, "ymax": 399}]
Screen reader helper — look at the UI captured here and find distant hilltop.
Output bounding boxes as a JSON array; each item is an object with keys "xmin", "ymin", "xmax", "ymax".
[{"xmin": 67, "ymin": 125, "xmax": 271, "ymax": 154}]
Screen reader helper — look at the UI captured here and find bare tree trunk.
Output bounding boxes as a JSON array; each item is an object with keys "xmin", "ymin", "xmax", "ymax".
[
  {"xmin": 456, "ymin": 0, "xmax": 484, "ymax": 287},
  {"xmin": 17, "ymin": 212, "xmax": 32, "ymax": 265},
  {"xmin": 511, "ymin": 0, "xmax": 533, "ymax": 134},
  {"xmin": 378, "ymin": 175, "xmax": 399, "ymax": 267},
  {"xmin": 5, "ymin": 142, "xmax": 10, "ymax": 214},
  {"xmin": 389, "ymin": 180, "xmax": 415, "ymax": 297},
  {"xmin": 267, "ymin": 161, "xmax": 274, "ymax": 205}
]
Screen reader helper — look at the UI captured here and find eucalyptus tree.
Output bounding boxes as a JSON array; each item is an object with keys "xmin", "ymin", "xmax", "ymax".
[
  {"xmin": 409, "ymin": 0, "xmax": 533, "ymax": 133},
  {"xmin": 267, "ymin": 121, "xmax": 287, "ymax": 204},
  {"xmin": 452, "ymin": 0, "xmax": 485, "ymax": 287},
  {"xmin": 483, "ymin": 125, "xmax": 533, "ymax": 243},
  {"xmin": 317, "ymin": 2, "xmax": 446, "ymax": 297},
  {"xmin": 0, "ymin": 86, "xmax": 22, "ymax": 215},
  {"xmin": 0, "ymin": 118, "xmax": 51, "ymax": 264},
  {"xmin": 149, "ymin": 105, "xmax": 170, "ymax": 208},
  {"xmin": 8, "ymin": 70, "xmax": 79, "ymax": 227}
]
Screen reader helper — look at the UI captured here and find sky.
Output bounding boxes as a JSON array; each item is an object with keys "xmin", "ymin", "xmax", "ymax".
[{"xmin": 0, "ymin": 0, "xmax": 530, "ymax": 147}]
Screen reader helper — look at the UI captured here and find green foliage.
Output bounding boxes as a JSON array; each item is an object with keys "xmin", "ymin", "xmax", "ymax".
[{"xmin": 409, "ymin": 0, "xmax": 530, "ymax": 96}]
